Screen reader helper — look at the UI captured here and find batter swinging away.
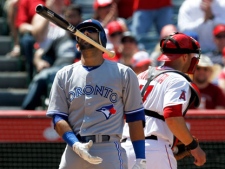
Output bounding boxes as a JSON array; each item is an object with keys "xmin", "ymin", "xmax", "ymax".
[{"xmin": 46, "ymin": 19, "xmax": 146, "ymax": 169}]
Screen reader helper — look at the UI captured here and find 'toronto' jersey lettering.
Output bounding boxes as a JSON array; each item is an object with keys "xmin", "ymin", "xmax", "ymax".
[{"xmin": 68, "ymin": 85, "xmax": 118, "ymax": 103}]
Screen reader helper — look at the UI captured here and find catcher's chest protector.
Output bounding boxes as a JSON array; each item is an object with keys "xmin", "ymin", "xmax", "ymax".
[
  {"xmin": 141, "ymin": 66, "xmax": 201, "ymax": 147},
  {"xmin": 141, "ymin": 66, "xmax": 200, "ymax": 114}
]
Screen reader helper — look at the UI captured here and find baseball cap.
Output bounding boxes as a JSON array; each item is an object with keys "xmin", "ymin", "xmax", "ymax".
[
  {"xmin": 93, "ymin": 0, "xmax": 112, "ymax": 10},
  {"xmin": 121, "ymin": 31, "xmax": 137, "ymax": 43},
  {"xmin": 131, "ymin": 51, "xmax": 151, "ymax": 68},
  {"xmin": 197, "ymin": 54, "xmax": 213, "ymax": 67},
  {"xmin": 106, "ymin": 20, "xmax": 124, "ymax": 36},
  {"xmin": 213, "ymin": 24, "xmax": 225, "ymax": 36}
]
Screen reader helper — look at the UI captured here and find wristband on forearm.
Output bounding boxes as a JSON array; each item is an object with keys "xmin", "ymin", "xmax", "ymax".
[
  {"xmin": 62, "ymin": 131, "xmax": 79, "ymax": 147},
  {"xmin": 186, "ymin": 138, "xmax": 198, "ymax": 150},
  {"xmin": 132, "ymin": 140, "xmax": 145, "ymax": 159}
]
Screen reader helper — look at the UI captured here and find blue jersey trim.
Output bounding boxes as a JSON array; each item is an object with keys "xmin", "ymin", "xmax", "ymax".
[
  {"xmin": 126, "ymin": 109, "xmax": 145, "ymax": 123},
  {"xmin": 132, "ymin": 140, "xmax": 145, "ymax": 159},
  {"xmin": 125, "ymin": 107, "xmax": 144, "ymax": 114},
  {"xmin": 83, "ymin": 65, "xmax": 100, "ymax": 71}
]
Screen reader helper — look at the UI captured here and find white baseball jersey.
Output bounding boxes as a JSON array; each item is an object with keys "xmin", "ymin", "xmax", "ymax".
[
  {"xmin": 122, "ymin": 66, "xmax": 192, "ymax": 145},
  {"xmin": 47, "ymin": 59, "xmax": 144, "ymax": 138}
]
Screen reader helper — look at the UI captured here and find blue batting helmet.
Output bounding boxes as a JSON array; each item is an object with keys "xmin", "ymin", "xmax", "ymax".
[{"xmin": 76, "ymin": 19, "xmax": 107, "ymax": 48}]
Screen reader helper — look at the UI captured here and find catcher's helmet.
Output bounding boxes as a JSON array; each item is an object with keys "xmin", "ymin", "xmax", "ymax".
[
  {"xmin": 158, "ymin": 32, "xmax": 201, "ymax": 61},
  {"xmin": 76, "ymin": 19, "xmax": 107, "ymax": 48}
]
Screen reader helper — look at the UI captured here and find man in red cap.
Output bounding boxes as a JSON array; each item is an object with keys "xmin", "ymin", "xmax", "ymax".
[
  {"xmin": 122, "ymin": 32, "xmax": 206, "ymax": 169},
  {"xmin": 103, "ymin": 20, "xmax": 127, "ymax": 62},
  {"xmin": 205, "ymin": 24, "xmax": 225, "ymax": 67}
]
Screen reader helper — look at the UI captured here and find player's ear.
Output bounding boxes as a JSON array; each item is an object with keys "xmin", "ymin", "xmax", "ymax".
[{"xmin": 76, "ymin": 43, "xmax": 80, "ymax": 51}]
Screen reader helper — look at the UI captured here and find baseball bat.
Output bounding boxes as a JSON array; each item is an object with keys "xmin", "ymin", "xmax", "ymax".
[{"xmin": 35, "ymin": 4, "xmax": 115, "ymax": 58}]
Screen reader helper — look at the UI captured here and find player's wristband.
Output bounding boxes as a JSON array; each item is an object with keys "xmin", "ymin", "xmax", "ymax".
[
  {"xmin": 186, "ymin": 139, "xmax": 198, "ymax": 150},
  {"xmin": 132, "ymin": 140, "xmax": 145, "ymax": 159},
  {"xmin": 62, "ymin": 131, "xmax": 79, "ymax": 147}
]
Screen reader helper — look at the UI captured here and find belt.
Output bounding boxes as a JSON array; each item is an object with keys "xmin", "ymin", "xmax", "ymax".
[
  {"xmin": 77, "ymin": 134, "xmax": 110, "ymax": 143},
  {"xmin": 121, "ymin": 135, "xmax": 157, "ymax": 143},
  {"xmin": 145, "ymin": 135, "xmax": 157, "ymax": 140}
]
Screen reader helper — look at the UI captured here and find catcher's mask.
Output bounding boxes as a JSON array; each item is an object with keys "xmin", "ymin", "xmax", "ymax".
[
  {"xmin": 76, "ymin": 19, "xmax": 107, "ymax": 48},
  {"xmin": 158, "ymin": 32, "xmax": 201, "ymax": 74}
]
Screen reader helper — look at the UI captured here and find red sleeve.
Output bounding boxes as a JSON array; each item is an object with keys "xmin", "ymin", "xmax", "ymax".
[
  {"xmin": 163, "ymin": 104, "xmax": 183, "ymax": 119},
  {"xmin": 133, "ymin": 0, "xmax": 172, "ymax": 11}
]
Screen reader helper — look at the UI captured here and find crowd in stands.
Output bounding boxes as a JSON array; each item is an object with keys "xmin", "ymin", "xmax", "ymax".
[{"xmin": 2, "ymin": 0, "xmax": 225, "ymax": 110}]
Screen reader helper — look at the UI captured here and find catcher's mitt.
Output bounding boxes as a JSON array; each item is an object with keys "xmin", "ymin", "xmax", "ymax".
[{"xmin": 172, "ymin": 137, "xmax": 199, "ymax": 160}]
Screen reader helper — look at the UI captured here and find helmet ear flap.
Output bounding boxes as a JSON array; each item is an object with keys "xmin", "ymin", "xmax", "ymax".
[{"xmin": 187, "ymin": 56, "xmax": 199, "ymax": 74}]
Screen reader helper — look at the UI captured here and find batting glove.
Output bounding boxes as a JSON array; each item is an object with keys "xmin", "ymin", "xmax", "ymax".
[
  {"xmin": 72, "ymin": 140, "xmax": 103, "ymax": 164},
  {"xmin": 132, "ymin": 159, "xmax": 147, "ymax": 169}
]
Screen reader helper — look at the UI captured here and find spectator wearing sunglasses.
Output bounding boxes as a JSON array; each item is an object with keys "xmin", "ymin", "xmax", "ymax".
[
  {"xmin": 207, "ymin": 24, "xmax": 225, "ymax": 66},
  {"xmin": 190, "ymin": 54, "xmax": 225, "ymax": 109}
]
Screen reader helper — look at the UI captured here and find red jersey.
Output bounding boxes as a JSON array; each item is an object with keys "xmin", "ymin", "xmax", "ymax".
[
  {"xmin": 117, "ymin": 0, "xmax": 134, "ymax": 19},
  {"xmin": 133, "ymin": 0, "xmax": 172, "ymax": 11},
  {"xmin": 190, "ymin": 83, "xmax": 225, "ymax": 109},
  {"xmin": 16, "ymin": 0, "xmax": 45, "ymax": 28}
]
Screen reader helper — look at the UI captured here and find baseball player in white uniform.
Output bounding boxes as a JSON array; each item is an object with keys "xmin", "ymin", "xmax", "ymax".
[
  {"xmin": 122, "ymin": 32, "xmax": 206, "ymax": 169},
  {"xmin": 46, "ymin": 19, "xmax": 146, "ymax": 169}
]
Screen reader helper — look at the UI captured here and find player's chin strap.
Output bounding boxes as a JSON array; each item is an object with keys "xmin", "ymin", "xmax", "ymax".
[{"xmin": 141, "ymin": 66, "xmax": 201, "ymax": 148}]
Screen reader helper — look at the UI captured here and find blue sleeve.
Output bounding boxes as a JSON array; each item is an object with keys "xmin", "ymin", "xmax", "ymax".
[
  {"xmin": 52, "ymin": 114, "xmax": 68, "ymax": 126},
  {"xmin": 126, "ymin": 109, "xmax": 145, "ymax": 123}
]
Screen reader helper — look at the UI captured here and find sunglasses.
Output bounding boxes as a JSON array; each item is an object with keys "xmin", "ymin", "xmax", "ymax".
[
  {"xmin": 79, "ymin": 26, "xmax": 99, "ymax": 33},
  {"xmin": 196, "ymin": 67, "xmax": 210, "ymax": 71},
  {"xmin": 110, "ymin": 32, "xmax": 122, "ymax": 37},
  {"xmin": 122, "ymin": 38, "xmax": 136, "ymax": 43},
  {"xmin": 215, "ymin": 35, "xmax": 225, "ymax": 39}
]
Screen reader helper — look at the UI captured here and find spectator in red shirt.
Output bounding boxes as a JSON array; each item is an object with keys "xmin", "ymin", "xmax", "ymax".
[
  {"xmin": 114, "ymin": 0, "xmax": 134, "ymax": 19},
  {"xmin": 16, "ymin": 0, "xmax": 45, "ymax": 81},
  {"xmin": 191, "ymin": 54, "xmax": 225, "ymax": 109}
]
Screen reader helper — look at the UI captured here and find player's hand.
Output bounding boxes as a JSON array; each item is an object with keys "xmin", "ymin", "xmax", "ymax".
[
  {"xmin": 72, "ymin": 140, "xmax": 103, "ymax": 164},
  {"xmin": 132, "ymin": 159, "xmax": 146, "ymax": 169},
  {"xmin": 190, "ymin": 146, "xmax": 206, "ymax": 166}
]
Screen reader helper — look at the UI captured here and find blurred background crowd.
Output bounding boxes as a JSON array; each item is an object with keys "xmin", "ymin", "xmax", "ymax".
[{"xmin": 0, "ymin": 0, "xmax": 225, "ymax": 110}]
